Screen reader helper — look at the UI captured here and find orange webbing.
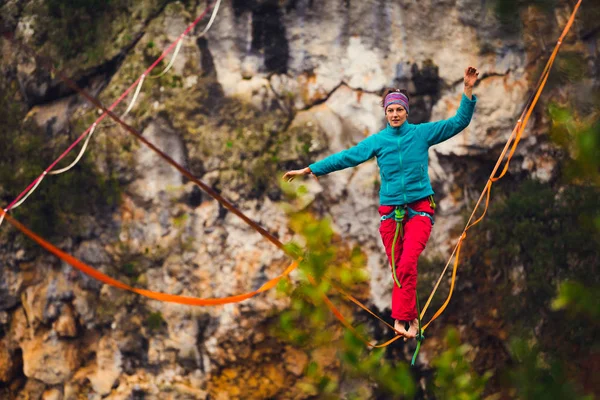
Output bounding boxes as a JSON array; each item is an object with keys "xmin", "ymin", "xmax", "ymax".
[
  {"xmin": 420, "ymin": 0, "xmax": 582, "ymax": 332},
  {"xmin": 466, "ymin": 181, "xmax": 493, "ymax": 231},
  {"xmin": 421, "ymin": 233, "xmax": 465, "ymax": 331},
  {"xmin": 5, "ymin": 200, "xmax": 402, "ymax": 344},
  {"xmin": 492, "ymin": 2, "xmax": 581, "ymax": 182},
  {"xmin": 332, "ymin": 283, "xmax": 397, "ymax": 332},
  {"xmin": 320, "ymin": 293, "xmax": 402, "ymax": 348},
  {"xmin": 0, "ymin": 209, "xmax": 298, "ymax": 306}
]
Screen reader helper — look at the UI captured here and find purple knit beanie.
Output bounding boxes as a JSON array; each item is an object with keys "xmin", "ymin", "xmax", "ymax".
[{"xmin": 384, "ymin": 92, "xmax": 409, "ymax": 114}]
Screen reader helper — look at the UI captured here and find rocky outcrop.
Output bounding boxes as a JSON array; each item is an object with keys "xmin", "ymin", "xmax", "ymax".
[
  {"xmin": 22, "ymin": 335, "xmax": 80, "ymax": 385},
  {"xmin": 0, "ymin": 336, "xmax": 21, "ymax": 384},
  {"xmin": 132, "ymin": 118, "xmax": 187, "ymax": 202}
]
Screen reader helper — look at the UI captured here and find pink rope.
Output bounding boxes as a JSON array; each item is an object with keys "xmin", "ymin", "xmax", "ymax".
[{"xmin": 4, "ymin": 3, "xmax": 214, "ymax": 212}]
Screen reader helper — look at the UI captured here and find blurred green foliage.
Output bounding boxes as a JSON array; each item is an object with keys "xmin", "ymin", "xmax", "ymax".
[
  {"xmin": 276, "ymin": 206, "xmax": 504, "ymax": 398},
  {"xmin": 467, "ymin": 180, "xmax": 599, "ymax": 313},
  {"xmin": 432, "ymin": 328, "xmax": 491, "ymax": 400},
  {"xmin": 549, "ymin": 103, "xmax": 600, "ymax": 186},
  {"xmin": 509, "ymin": 338, "xmax": 594, "ymax": 400},
  {"xmin": 552, "ymin": 281, "xmax": 600, "ymax": 320},
  {"xmin": 276, "ymin": 210, "xmax": 368, "ymax": 347},
  {"xmin": 460, "ymin": 178, "xmax": 598, "ymax": 393},
  {"xmin": 276, "ymin": 209, "xmax": 417, "ymax": 398},
  {"xmin": 342, "ymin": 329, "xmax": 416, "ymax": 398}
]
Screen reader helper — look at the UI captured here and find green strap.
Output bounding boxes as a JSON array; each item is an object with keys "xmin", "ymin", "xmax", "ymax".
[
  {"xmin": 429, "ymin": 195, "xmax": 437, "ymax": 210},
  {"xmin": 411, "ymin": 288, "xmax": 425, "ymax": 366},
  {"xmin": 391, "ymin": 221, "xmax": 403, "ymax": 288},
  {"xmin": 411, "ymin": 340, "xmax": 422, "ymax": 366},
  {"xmin": 391, "ymin": 208, "xmax": 406, "ymax": 288}
]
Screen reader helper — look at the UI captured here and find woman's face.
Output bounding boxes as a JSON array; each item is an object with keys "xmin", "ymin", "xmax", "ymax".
[{"xmin": 386, "ymin": 104, "xmax": 407, "ymax": 127}]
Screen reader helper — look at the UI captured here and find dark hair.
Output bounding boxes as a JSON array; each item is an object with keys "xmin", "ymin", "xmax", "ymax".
[{"xmin": 380, "ymin": 88, "xmax": 410, "ymax": 108}]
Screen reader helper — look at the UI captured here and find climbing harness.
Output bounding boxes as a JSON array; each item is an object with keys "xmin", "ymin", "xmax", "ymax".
[{"xmin": 380, "ymin": 195, "xmax": 435, "ymax": 288}]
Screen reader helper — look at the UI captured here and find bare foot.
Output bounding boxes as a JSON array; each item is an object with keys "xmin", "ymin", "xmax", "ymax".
[
  {"xmin": 405, "ymin": 318, "xmax": 419, "ymax": 339},
  {"xmin": 394, "ymin": 319, "xmax": 419, "ymax": 340},
  {"xmin": 394, "ymin": 319, "xmax": 409, "ymax": 338}
]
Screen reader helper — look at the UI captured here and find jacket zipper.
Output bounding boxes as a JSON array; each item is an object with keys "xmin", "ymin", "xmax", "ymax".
[
  {"xmin": 398, "ymin": 136, "xmax": 407, "ymax": 204},
  {"xmin": 382, "ymin": 170, "xmax": 389, "ymax": 194}
]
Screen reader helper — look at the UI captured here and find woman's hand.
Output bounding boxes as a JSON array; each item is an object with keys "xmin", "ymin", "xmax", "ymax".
[
  {"xmin": 282, "ymin": 167, "xmax": 314, "ymax": 182},
  {"xmin": 463, "ymin": 66, "xmax": 479, "ymax": 99}
]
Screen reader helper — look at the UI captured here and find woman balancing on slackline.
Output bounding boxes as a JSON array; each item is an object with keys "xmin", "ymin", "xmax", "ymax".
[{"xmin": 283, "ymin": 66, "xmax": 479, "ymax": 339}]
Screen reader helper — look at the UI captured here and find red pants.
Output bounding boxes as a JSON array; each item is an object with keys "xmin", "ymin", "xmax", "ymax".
[{"xmin": 378, "ymin": 198, "xmax": 434, "ymax": 321}]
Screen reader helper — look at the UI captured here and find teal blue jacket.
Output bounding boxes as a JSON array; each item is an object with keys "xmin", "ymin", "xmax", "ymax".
[{"xmin": 309, "ymin": 94, "xmax": 477, "ymax": 205}]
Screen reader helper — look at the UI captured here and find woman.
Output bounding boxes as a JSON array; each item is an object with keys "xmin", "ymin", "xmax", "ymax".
[{"xmin": 283, "ymin": 67, "xmax": 479, "ymax": 339}]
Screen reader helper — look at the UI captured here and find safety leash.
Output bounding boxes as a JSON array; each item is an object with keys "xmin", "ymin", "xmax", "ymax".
[{"xmin": 389, "ymin": 207, "xmax": 406, "ymax": 288}]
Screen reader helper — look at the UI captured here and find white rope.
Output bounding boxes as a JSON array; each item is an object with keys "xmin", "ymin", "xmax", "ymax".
[
  {"xmin": 11, "ymin": 171, "xmax": 47, "ymax": 210},
  {"xmin": 101, "ymin": 74, "xmax": 147, "ymax": 127},
  {"xmin": 1, "ymin": 123, "xmax": 96, "ymax": 217},
  {"xmin": 120, "ymin": 75, "xmax": 146, "ymax": 118},
  {"xmin": 198, "ymin": 0, "xmax": 222, "ymax": 38},
  {"xmin": 150, "ymin": 0, "xmax": 222, "ymax": 79},
  {"xmin": 49, "ymin": 123, "xmax": 98, "ymax": 175},
  {"xmin": 151, "ymin": 39, "xmax": 184, "ymax": 79}
]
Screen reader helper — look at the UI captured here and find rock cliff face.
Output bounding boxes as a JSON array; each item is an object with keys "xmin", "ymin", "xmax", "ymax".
[{"xmin": 0, "ymin": 0, "xmax": 597, "ymax": 398}]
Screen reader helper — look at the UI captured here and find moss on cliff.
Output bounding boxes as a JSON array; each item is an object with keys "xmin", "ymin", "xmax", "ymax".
[
  {"xmin": 0, "ymin": 73, "xmax": 120, "ymax": 245},
  {"xmin": 161, "ymin": 78, "xmax": 327, "ymax": 200},
  {"xmin": 27, "ymin": 0, "xmax": 188, "ymax": 73}
]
